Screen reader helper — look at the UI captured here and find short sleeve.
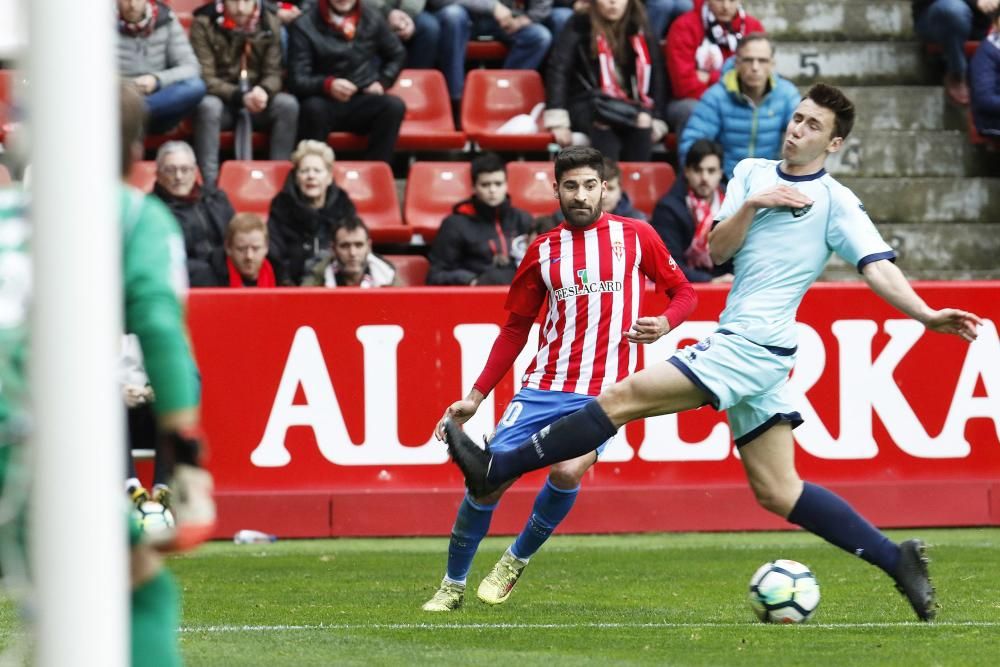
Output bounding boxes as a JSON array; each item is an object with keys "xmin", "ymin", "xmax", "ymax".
[
  {"xmin": 636, "ymin": 221, "xmax": 687, "ymax": 293},
  {"xmin": 825, "ymin": 186, "xmax": 895, "ymax": 272},
  {"xmin": 503, "ymin": 235, "xmax": 547, "ymax": 318},
  {"xmin": 714, "ymin": 159, "xmax": 752, "ymax": 222}
]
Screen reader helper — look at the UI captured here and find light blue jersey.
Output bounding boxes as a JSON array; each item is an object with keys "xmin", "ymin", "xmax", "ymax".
[{"xmin": 714, "ymin": 158, "xmax": 895, "ymax": 349}]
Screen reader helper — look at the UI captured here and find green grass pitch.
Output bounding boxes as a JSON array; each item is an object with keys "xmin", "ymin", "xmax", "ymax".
[{"xmin": 6, "ymin": 528, "xmax": 1000, "ymax": 665}]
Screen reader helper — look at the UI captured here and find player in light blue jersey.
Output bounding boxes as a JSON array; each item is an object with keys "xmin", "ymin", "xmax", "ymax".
[{"xmin": 443, "ymin": 84, "xmax": 983, "ymax": 622}]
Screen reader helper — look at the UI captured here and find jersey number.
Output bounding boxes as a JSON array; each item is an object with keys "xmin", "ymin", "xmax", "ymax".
[{"xmin": 499, "ymin": 401, "xmax": 523, "ymax": 427}]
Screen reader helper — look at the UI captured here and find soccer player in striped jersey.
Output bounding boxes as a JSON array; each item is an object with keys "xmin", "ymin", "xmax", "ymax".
[
  {"xmin": 422, "ymin": 147, "xmax": 697, "ymax": 611},
  {"xmin": 444, "ymin": 84, "xmax": 983, "ymax": 622}
]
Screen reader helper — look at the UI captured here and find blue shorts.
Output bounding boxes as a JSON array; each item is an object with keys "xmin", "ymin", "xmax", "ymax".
[
  {"xmin": 490, "ymin": 387, "xmax": 610, "ymax": 456},
  {"xmin": 668, "ymin": 330, "xmax": 803, "ymax": 447}
]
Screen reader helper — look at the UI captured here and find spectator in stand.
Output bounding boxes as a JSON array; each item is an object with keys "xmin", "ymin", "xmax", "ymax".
[
  {"xmin": 264, "ymin": 1, "xmax": 316, "ymax": 54},
  {"xmin": 268, "ymin": 140, "xmax": 358, "ymax": 284},
  {"xmin": 664, "ymin": 0, "xmax": 763, "ymax": 137},
  {"xmin": 117, "ymin": 0, "xmax": 206, "ymax": 134},
  {"xmin": 190, "ymin": 0, "xmax": 300, "ymax": 186},
  {"xmin": 913, "ymin": 0, "xmax": 996, "ymax": 106},
  {"xmin": 550, "ymin": 0, "xmax": 690, "ymax": 42},
  {"xmin": 970, "ymin": 10, "xmax": 1000, "ymax": 134},
  {"xmin": 303, "ymin": 216, "xmax": 401, "ymax": 286},
  {"xmin": 367, "ymin": 0, "xmax": 443, "ymax": 68},
  {"xmin": 679, "ymin": 33, "xmax": 798, "ymax": 178},
  {"xmin": 190, "ymin": 213, "xmax": 287, "ymax": 287},
  {"xmin": 151, "ymin": 141, "xmax": 236, "ymax": 282},
  {"xmin": 544, "ymin": 0, "xmax": 669, "ymax": 161},
  {"xmin": 428, "ymin": 153, "xmax": 533, "ymax": 286},
  {"xmin": 288, "ymin": 0, "xmax": 407, "ymax": 163},
  {"xmin": 651, "ymin": 138, "xmax": 732, "ymax": 282},
  {"xmin": 431, "ymin": 0, "xmax": 553, "ymax": 107}
]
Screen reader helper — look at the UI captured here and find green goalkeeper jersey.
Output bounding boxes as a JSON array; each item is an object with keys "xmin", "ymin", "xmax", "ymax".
[{"xmin": 0, "ymin": 185, "xmax": 199, "ymax": 441}]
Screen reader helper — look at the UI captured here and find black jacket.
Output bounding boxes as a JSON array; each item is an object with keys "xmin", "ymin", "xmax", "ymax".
[
  {"xmin": 427, "ymin": 196, "xmax": 533, "ymax": 286},
  {"xmin": 287, "ymin": 3, "xmax": 406, "ymax": 96},
  {"xmin": 189, "ymin": 246, "xmax": 287, "ymax": 287},
  {"xmin": 650, "ymin": 176, "xmax": 733, "ymax": 283},
  {"xmin": 546, "ymin": 13, "xmax": 669, "ymax": 119},
  {"xmin": 151, "ymin": 183, "xmax": 235, "ymax": 276},
  {"xmin": 267, "ymin": 171, "xmax": 357, "ymax": 285}
]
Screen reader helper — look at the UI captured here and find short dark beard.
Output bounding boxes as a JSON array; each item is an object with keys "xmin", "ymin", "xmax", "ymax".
[{"xmin": 560, "ymin": 202, "xmax": 601, "ymax": 228}]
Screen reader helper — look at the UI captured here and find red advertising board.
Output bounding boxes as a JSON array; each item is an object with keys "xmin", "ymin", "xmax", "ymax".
[{"xmin": 186, "ymin": 283, "xmax": 1000, "ymax": 538}]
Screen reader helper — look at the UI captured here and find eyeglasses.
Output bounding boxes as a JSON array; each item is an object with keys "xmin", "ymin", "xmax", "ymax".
[{"xmin": 159, "ymin": 165, "xmax": 196, "ymax": 176}]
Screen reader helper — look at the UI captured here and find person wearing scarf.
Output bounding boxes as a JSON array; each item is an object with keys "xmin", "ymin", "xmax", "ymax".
[
  {"xmin": 663, "ymin": 0, "xmax": 763, "ymax": 136},
  {"xmin": 189, "ymin": 212, "xmax": 286, "ymax": 287},
  {"xmin": 651, "ymin": 138, "xmax": 733, "ymax": 283},
  {"xmin": 190, "ymin": 0, "xmax": 300, "ymax": 186},
  {"xmin": 150, "ymin": 141, "xmax": 238, "ymax": 284},
  {"xmin": 302, "ymin": 217, "xmax": 401, "ymax": 287},
  {"xmin": 427, "ymin": 153, "xmax": 533, "ymax": 286},
  {"xmin": 287, "ymin": 0, "xmax": 407, "ymax": 164},
  {"xmin": 117, "ymin": 0, "xmax": 207, "ymax": 134},
  {"xmin": 543, "ymin": 0, "xmax": 669, "ymax": 161}
]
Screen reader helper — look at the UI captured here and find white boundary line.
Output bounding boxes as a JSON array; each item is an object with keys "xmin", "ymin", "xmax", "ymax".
[{"xmin": 181, "ymin": 621, "xmax": 1000, "ymax": 633}]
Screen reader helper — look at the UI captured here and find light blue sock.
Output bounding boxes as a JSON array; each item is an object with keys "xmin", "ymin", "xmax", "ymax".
[
  {"xmin": 446, "ymin": 494, "xmax": 497, "ymax": 583},
  {"xmin": 511, "ymin": 479, "xmax": 579, "ymax": 560}
]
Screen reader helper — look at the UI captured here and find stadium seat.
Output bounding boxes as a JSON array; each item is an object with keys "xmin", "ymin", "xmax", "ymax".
[
  {"xmin": 144, "ymin": 118, "xmax": 193, "ymax": 151},
  {"xmin": 0, "ymin": 69, "xmax": 22, "ymax": 144},
  {"xmin": 384, "ymin": 255, "xmax": 431, "ymax": 286},
  {"xmin": 505, "ymin": 161, "xmax": 558, "ymax": 218},
  {"xmin": 0, "ymin": 164, "xmax": 10, "ymax": 186},
  {"xmin": 618, "ymin": 162, "xmax": 676, "ymax": 217},
  {"xmin": 218, "ymin": 160, "xmax": 291, "ymax": 216},
  {"xmin": 333, "ymin": 161, "xmax": 411, "ymax": 244},
  {"xmin": 403, "ymin": 161, "xmax": 472, "ymax": 242},
  {"xmin": 393, "ymin": 70, "xmax": 466, "ymax": 151},
  {"xmin": 127, "ymin": 161, "xmax": 159, "ymax": 192},
  {"xmin": 466, "ymin": 40, "xmax": 509, "ymax": 63},
  {"xmin": 328, "ymin": 70, "xmax": 466, "ymax": 152},
  {"xmin": 460, "ymin": 70, "xmax": 553, "ymax": 152}
]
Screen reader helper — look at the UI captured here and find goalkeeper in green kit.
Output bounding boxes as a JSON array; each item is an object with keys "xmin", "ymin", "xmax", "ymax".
[{"xmin": 0, "ymin": 82, "xmax": 216, "ymax": 666}]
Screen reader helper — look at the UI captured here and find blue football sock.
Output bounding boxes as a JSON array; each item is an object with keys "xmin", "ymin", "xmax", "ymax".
[
  {"xmin": 511, "ymin": 479, "xmax": 579, "ymax": 560},
  {"xmin": 445, "ymin": 494, "xmax": 497, "ymax": 583},
  {"xmin": 787, "ymin": 482, "xmax": 900, "ymax": 575},
  {"xmin": 488, "ymin": 401, "xmax": 617, "ymax": 484}
]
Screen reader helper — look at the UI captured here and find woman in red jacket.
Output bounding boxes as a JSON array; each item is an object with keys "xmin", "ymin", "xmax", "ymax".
[{"xmin": 663, "ymin": 0, "xmax": 763, "ymax": 135}]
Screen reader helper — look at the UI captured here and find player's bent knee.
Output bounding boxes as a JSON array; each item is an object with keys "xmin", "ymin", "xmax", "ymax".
[
  {"xmin": 548, "ymin": 459, "xmax": 591, "ymax": 489},
  {"xmin": 749, "ymin": 480, "xmax": 800, "ymax": 518}
]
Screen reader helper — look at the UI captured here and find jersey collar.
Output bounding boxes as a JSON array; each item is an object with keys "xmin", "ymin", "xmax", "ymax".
[{"xmin": 776, "ymin": 164, "xmax": 826, "ymax": 182}]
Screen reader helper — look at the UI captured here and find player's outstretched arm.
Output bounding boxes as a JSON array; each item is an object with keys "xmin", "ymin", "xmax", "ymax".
[{"xmin": 862, "ymin": 259, "xmax": 982, "ymax": 342}]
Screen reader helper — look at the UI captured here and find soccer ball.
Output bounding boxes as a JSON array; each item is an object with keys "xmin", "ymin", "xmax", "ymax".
[
  {"xmin": 748, "ymin": 559, "xmax": 820, "ymax": 623},
  {"xmin": 134, "ymin": 501, "xmax": 176, "ymax": 537}
]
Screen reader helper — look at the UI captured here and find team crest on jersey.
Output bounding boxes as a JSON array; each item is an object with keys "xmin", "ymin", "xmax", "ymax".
[
  {"xmin": 694, "ymin": 337, "xmax": 712, "ymax": 352},
  {"xmin": 791, "ymin": 204, "xmax": 813, "ymax": 218},
  {"xmin": 612, "ymin": 240, "xmax": 625, "ymax": 260}
]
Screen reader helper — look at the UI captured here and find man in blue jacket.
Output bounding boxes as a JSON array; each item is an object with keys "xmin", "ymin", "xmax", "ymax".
[{"xmin": 679, "ymin": 33, "xmax": 799, "ymax": 179}]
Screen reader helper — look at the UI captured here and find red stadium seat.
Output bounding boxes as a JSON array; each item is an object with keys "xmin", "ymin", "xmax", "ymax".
[
  {"xmin": 403, "ymin": 161, "xmax": 472, "ymax": 242},
  {"xmin": 618, "ymin": 162, "xmax": 676, "ymax": 217},
  {"xmin": 393, "ymin": 70, "xmax": 466, "ymax": 151},
  {"xmin": 384, "ymin": 255, "xmax": 431, "ymax": 286},
  {"xmin": 460, "ymin": 70, "xmax": 553, "ymax": 152},
  {"xmin": 328, "ymin": 70, "xmax": 466, "ymax": 152},
  {"xmin": 506, "ymin": 161, "xmax": 558, "ymax": 218},
  {"xmin": 165, "ymin": 0, "xmax": 203, "ymax": 10},
  {"xmin": 466, "ymin": 40, "xmax": 509, "ymax": 63},
  {"xmin": 333, "ymin": 161, "xmax": 410, "ymax": 244},
  {"xmin": 218, "ymin": 160, "xmax": 291, "ymax": 216},
  {"xmin": 0, "ymin": 69, "xmax": 23, "ymax": 144},
  {"xmin": 0, "ymin": 164, "xmax": 10, "ymax": 186},
  {"xmin": 144, "ymin": 119, "xmax": 193, "ymax": 151},
  {"xmin": 127, "ymin": 161, "xmax": 159, "ymax": 192}
]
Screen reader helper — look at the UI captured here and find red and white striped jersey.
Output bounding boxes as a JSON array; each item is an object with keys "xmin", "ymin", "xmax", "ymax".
[{"xmin": 505, "ymin": 212, "xmax": 687, "ymax": 396}]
